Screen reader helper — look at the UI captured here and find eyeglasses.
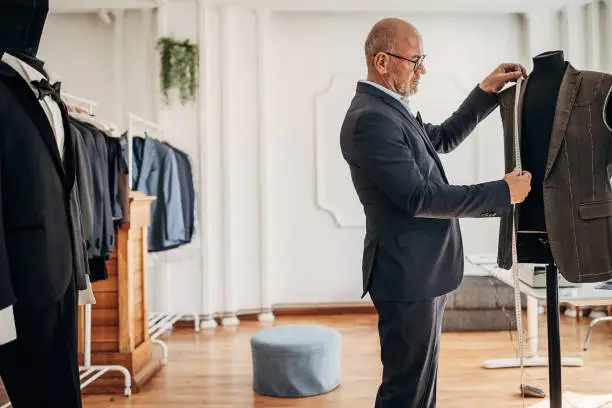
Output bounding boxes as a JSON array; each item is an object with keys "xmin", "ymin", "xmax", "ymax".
[{"xmin": 383, "ymin": 52, "xmax": 426, "ymax": 72}]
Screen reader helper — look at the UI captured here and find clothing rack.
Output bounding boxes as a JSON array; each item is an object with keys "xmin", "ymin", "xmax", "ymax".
[
  {"xmin": 126, "ymin": 113, "xmax": 200, "ymax": 363},
  {"xmin": 62, "ymin": 93, "xmax": 132, "ymax": 398}
]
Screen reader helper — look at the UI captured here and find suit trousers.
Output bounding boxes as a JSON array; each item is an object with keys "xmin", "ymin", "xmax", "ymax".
[
  {"xmin": 372, "ymin": 295, "xmax": 447, "ymax": 408},
  {"xmin": 0, "ymin": 276, "xmax": 82, "ymax": 408}
]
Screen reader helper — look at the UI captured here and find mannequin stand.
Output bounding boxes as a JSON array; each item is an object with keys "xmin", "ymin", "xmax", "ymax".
[{"xmin": 546, "ymin": 263, "xmax": 562, "ymax": 408}]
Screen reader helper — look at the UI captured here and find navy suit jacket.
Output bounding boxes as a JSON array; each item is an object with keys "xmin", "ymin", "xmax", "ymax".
[{"xmin": 340, "ymin": 82, "xmax": 511, "ymax": 302}]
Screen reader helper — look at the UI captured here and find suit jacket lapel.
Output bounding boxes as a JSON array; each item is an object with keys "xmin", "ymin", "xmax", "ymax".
[
  {"xmin": 0, "ymin": 66, "xmax": 65, "ymax": 180},
  {"xmin": 544, "ymin": 64, "xmax": 581, "ymax": 179},
  {"xmin": 377, "ymin": 91, "xmax": 447, "ymax": 178}
]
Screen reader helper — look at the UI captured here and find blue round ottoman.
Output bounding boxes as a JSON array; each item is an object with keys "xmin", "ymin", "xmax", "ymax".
[{"xmin": 250, "ymin": 324, "xmax": 342, "ymax": 397}]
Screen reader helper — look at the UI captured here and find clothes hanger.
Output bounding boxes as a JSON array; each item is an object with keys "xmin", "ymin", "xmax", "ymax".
[{"xmin": 67, "ymin": 105, "xmax": 119, "ymax": 137}]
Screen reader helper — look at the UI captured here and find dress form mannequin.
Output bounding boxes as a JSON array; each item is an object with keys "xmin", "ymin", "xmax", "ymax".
[
  {"xmin": 519, "ymin": 50, "xmax": 567, "ymax": 408},
  {"xmin": 498, "ymin": 44, "xmax": 612, "ymax": 406},
  {"xmin": 0, "ymin": 0, "xmax": 47, "ymax": 71},
  {"xmin": 0, "ymin": 1, "xmax": 88, "ymax": 407},
  {"xmin": 517, "ymin": 50, "xmax": 566, "ymax": 264}
]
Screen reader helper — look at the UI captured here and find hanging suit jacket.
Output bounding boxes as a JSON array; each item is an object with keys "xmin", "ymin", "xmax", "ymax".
[
  {"xmin": 497, "ymin": 63, "xmax": 612, "ymax": 283},
  {"xmin": 0, "ymin": 54, "xmax": 89, "ymax": 310},
  {"xmin": 132, "ymin": 135, "xmax": 186, "ymax": 252},
  {"xmin": 71, "ymin": 120, "xmax": 115, "ymax": 259},
  {"xmin": 168, "ymin": 144, "xmax": 195, "ymax": 242},
  {"xmin": 70, "ymin": 123, "xmax": 94, "ymax": 253},
  {"xmin": 106, "ymin": 136, "xmax": 128, "ymax": 224}
]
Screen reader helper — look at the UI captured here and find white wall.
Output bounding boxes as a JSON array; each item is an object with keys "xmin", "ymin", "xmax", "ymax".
[{"xmin": 38, "ymin": 0, "xmax": 612, "ymax": 325}]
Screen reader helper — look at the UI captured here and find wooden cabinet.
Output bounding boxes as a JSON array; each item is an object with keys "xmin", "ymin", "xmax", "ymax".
[{"xmin": 78, "ymin": 191, "xmax": 161, "ymax": 394}]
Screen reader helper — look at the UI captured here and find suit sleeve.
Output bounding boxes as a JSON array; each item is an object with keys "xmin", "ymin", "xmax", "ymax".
[
  {"xmin": 0, "ymin": 122, "xmax": 16, "ymax": 310},
  {"xmin": 352, "ymin": 111, "xmax": 511, "ymax": 219},
  {"xmin": 71, "ymin": 124, "xmax": 94, "ymax": 251},
  {"xmin": 423, "ymin": 85, "xmax": 499, "ymax": 153}
]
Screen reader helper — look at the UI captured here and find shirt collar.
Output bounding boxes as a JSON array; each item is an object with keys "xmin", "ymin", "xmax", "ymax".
[
  {"xmin": 359, "ymin": 80, "xmax": 411, "ymax": 112},
  {"xmin": 1, "ymin": 51, "xmax": 48, "ymax": 89}
]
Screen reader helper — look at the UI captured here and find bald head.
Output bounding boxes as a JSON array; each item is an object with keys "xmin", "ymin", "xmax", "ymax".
[
  {"xmin": 363, "ymin": 18, "xmax": 425, "ymax": 98},
  {"xmin": 364, "ymin": 18, "xmax": 419, "ymax": 62}
]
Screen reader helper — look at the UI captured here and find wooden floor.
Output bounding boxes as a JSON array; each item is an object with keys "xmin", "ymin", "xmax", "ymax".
[{"xmin": 83, "ymin": 312, "xmax": 612, "ymax": 407}]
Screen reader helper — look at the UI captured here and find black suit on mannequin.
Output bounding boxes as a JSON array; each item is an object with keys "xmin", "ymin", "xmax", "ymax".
[{"xmin": 0, "ymin": 1, "xmax": 87, "ymax": 406}]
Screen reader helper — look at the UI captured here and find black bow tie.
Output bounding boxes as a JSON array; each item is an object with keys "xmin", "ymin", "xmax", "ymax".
[{"xmin": 30, "ymin": 78, "xmax": 62, "ymax": 102}]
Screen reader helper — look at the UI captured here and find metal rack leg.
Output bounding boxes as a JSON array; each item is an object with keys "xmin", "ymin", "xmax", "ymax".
[
  {"xmin": 152, "ymin": 339, "xmax": 169, "ymax": 365},
  {"xmin": 583, "ymin": 316, "xmax": 612, "ymax": 351},
  {"xmin": 80, "ymin": 304, "xmax": 132, "ymax": 396},
  {"xmin": 80, "ymin": 365, "xmax": 132, "ymax": 396},
  {"xmin": 189, "ymin": 312, "xmax": 201, "ymax": 332}
]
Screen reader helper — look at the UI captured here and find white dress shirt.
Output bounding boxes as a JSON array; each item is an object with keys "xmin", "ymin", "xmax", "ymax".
[
  {"xmin": 0, "ymin": 52, "xmax": 95, "ymax": 346},
  {"xmin": 359, "ymin": 80, "xmax": 412, "ymax": 113}
]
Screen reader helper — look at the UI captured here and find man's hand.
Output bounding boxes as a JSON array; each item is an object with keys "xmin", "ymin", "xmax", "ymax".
[
  {"xmin": 479, "ymin": 63, "xmax": 527, "ymax": 94},
  {"xmin": 504, "ymin": 167, "xmax": 532, "ymax": 204}
]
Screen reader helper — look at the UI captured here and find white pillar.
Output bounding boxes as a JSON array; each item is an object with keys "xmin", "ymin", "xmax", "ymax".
[
  {"xmin": 197, "ymin": 0, "xmax": 219, "ymax": 330},
  {"xmin": 220, "ymin": 6, "xmax": 239, "ymax": 327},
  {"xmin": 564, "ymin": 4, "xmax": 586, "ymax": 68},
  {"xmin": 606, "ymin": 1, "xmax": 612, "ymax": 72},
  {"xmin": 256, "ymin": 8, "xmax": 274, "ymax": 323},
  {"xmin": 140, "ymin": 9, "xmax": 154, "ymax": 120},
  {"xmin": 112, "ymin": 9, "xmax": 125, "ymax": 129},
  {"xmin": 587, "ymin": 1, "xmax": 601, "ymax": 70},
  {"xmin": 156, "ymin": 0, "xmax": 168, "ymax": 37},
  {"xmin": 154, "ymin": 0, "xmax": 168, "ymax": 125}
]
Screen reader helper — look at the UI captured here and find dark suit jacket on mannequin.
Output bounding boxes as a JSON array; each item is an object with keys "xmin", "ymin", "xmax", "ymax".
[
  {"xmin": 497, "ymin": 56, "xmax": 612, "ymax": 283},
  {"xmin": 0, "ymin": 55, "xmax": 88, "ymax": 310},
  {"xmin": 0, "ymin": 51, "xmax": 90, "ymax": 408}
]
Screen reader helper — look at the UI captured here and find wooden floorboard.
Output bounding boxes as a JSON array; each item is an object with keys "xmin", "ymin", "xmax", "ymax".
[{"xmin": 83, "ymin": 312, "xmax": 612, "ymax": 407}]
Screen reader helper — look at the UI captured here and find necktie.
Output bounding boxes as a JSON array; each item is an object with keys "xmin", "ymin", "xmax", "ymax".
[{"xmin": 30, "ymin": 78, "xmax": 62, "ymax": 103}]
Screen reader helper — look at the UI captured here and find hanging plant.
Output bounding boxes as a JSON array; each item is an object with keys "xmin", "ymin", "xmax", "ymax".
[{"xmin": 156, "ymin": 36, "xmax": 199, "ymax": 105}]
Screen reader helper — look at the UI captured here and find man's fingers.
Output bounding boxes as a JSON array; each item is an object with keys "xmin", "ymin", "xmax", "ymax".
[
  {"xmin": 501, "ymin": 70, "xmax": 523, "ymax": 82},
  {"xmin": 500, "ymin": 62, "xmax": 524, "ymax": 72},
  {"xmin": 499, "ymin": 63, "xmax": 527, "ymax": 78}
]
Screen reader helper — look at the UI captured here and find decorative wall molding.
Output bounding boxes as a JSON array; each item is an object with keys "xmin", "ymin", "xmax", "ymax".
[
  {"xmin": 190, "ymin": 0, "xmax": 594, "ymax": 13},
  {"xmin": 50, "ymin": 0, "xmax": 159, "ymax": 13},
  {"xmin": 314, "ymin": 73, "xmax": 366, "ymax": 229},
  {"xmin": 49, "ymin": 0, "xmax": 594, "ymax": 14}
]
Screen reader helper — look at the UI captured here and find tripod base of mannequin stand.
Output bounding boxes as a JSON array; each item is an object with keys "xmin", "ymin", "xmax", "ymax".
[{"xmin": 483, "ymin": 356, "xmax": 583, "ymax": 369}]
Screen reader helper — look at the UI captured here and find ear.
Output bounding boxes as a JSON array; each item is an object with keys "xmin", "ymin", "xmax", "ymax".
[{"xmin": 372, "ymin": 52, "xmax": 389, "ymax": 75}]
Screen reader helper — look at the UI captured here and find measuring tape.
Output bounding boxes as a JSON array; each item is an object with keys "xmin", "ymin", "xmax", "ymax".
[{"xmin": 512, "ymin": 76, "xmax": 526, "ymax": 405}]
